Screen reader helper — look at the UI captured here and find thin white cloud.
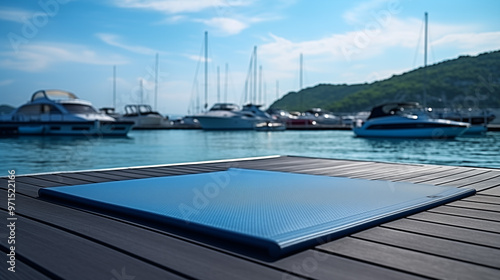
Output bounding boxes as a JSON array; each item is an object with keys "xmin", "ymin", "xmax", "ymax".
[
  {"xmin": 259, "ymin": 16, "xmax": 499, "ymax": 84},
  {"xmin": 0, "ymin": 43, "xmax": 128, "ymax": 72},
  {"xmin": 343, "ymin": 0, "xmax": 399, "ymax": 25},
  {"xmin": 432, "ymin": 31, "xmax": 500, "ymax": 53},
  {"xmin": 113, "ymin": 0, "xmax": 253, "ymax": 14},
  {"xmin": 96, "ymin": 33, "xmax": 159, "ymax": 55},
  {"xmin": 198, "ymin": 17, "xmax": 248, "ymax": 35},
  {"xmin": 112, "ymin": 0, "xmax": 267, "ymax": 36},
  {"xmin": 0, "ymin": 7, "xmax": 33, "ymax": 23},
  {"xmin": 185, "ymin": 54, "xmax": 212, "ymax": 63}
]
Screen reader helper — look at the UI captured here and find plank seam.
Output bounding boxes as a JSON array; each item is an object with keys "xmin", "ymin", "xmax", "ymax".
[{"xmin": 350, "ymin": 232, "xmax": 500, "ymax": 270}]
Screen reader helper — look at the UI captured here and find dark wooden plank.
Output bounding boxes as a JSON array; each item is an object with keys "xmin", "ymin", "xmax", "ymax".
[
  {"xmin": 463, "ymin": 194, "xmax": 500, "ymax": 205},
  {"xmin": 303, "ymin": 163, "xmax": 399, "ymax": 177},
  {"xmin": 28, "ymin": 174, "xmax": 94, "ymax": 185},
  {"xmin": 114, "ymin": 168, "xmax": 165, "ymax": 176},
  {"xmin": 455, "ymin": 176, "xmax": 500, "ymax": 191},
  {"xmin": 0, "ymin": 190, "xmax": 292, "ymax": 280},
  {"xmin": 239, "ymin": 158, "xmax": 372, "ymax": 173},
  {"xmin": 296, "ymin": 160, "xmax": 375, "ymax": 172},
  {"xmin": 318, "ymin": 237, "xmax": 499, "ymax": 280},
  {"xmin": 447, "ymin": 200, "xmax": 500, "ymax": 212},
  {"xmin": 481, "ymin": 186, "xmax": 500, "ymax": 197},
  {"xmin": 231, "ymin": 156, "xmax": 317, "ymax": 169},
  {"xmin": 77, "ymin": 171, "xmax": 135, "ymax": 181},
  {"xmin": 272, "ymin": 249, "xmax": 425, "ymax": 280},
  {"xmin": 421, "ymin": 169, "xmax": 490, "ymax": 185},
  {"xmin": 365, "ymin": 165, "xmax": 444, "ymax": 180},
  {"xmin": 438, "ymin": 172, "xmax": 500, "ymax": 188},
  {"xmin": 151, "ymin": 165, "xmax": 226, "ymax": 174},
  {"xmin": 353, "ymin": 227, "xmax": 500, "ymax": 268},
  {"xmin": 337, "ymin": 164, "xmax": 433, "ymax": 180},
  {"xmin": 0, "ymin": 252, "xmax": 51, "ymax": 280},
  {"xmin": 143, "ymin": 166, "xmax": 218, "ymax": 175},
  {"xmin": 428, "ymin": 205, "xmax": 500, "ymax": 222},
  {"xmin": 0, "ymin": 178, "xmax": 40, "ymax": 198},
  {"xmin": 0, "ymin": 210, "xmax": 185, "ymax": 280},
  {"xmin": 408, "ymin": 169, "xmax": 477, "ymax": 184},
  {"xmin": 374, "ymin": 166, "xmax": 452, "ymax": 182},
  {"xmin": 54, "ymin": 172, "xmax": 114, "ymax": 183},
  {"xmin": 14, "ymin": 176, "xmax": 66, "ymax": 187},
  {"xmin": 408, "ymin": 212, "xmax": 500, "ymax": 233},
  {"xmin": 382, "ymin": 218, "xmax": 500, "ymax": 249},
  {"xmin": 98, "ymin": 170, "xmax": 153, "ymax": 179}
]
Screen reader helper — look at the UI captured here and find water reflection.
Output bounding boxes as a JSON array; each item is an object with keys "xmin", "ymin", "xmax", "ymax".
[{"xmin": 1, "ymin": 130, "xmax": 499, "ymax": 175}]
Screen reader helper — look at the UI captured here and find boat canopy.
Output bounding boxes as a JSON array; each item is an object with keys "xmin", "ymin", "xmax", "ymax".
[
  {"xmin": 124, "ymin": 104, "xmax": 155, "ymax": 114},
  {"xmin": 209, "ymin": 103, "xmax": 240, "ymax": 111},
  {"xmin": 367, "ymin": 102, "xmax": 420, "ymax": 120},
  {"xmin": 31, "ymin": 90, "xmax": 78, "ymax": 102}
]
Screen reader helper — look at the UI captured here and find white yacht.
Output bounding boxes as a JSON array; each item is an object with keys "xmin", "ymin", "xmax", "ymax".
[
  {"xmin": 195, "ymin": 103, "xmax": 285, "ymax": 130},
  {"xmin": 119, "ymin": 104, "xmax": 171, "ymax": 129},
  {"xmin": 0, "ymin": 90, "xmax": 134, "ymax": 136},
  {"xmin": 353, "ymin": 102, "xmax": 470, "ymax": 138}
]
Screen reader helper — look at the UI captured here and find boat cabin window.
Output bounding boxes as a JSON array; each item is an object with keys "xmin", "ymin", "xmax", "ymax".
[
  {"xmin": 17, "ymin": 104, "xmax": 63, "ymax": 115},
  {"xmin": 138, "ymin": 105, "xmax": 153, "ymax": 113},
  {"xmin": 210, "ymin": 103, "xmax": 239, "ymax": 111},
  {"xmin": 42, "ymin": 104, "xmax": 62, "ymax": 114},
  {"xmin": 62, "ymin": 104, "xmax": 98, "ymax": 114},
  {"xmin": 16, "ymin": 104, "xmax": 41, "ymax": 115}
]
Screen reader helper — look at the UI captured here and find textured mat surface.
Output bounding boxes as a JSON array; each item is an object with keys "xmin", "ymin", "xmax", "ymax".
[{"xmin": 39, "ymin": 168, "xmax": 475, "ymax": 257}]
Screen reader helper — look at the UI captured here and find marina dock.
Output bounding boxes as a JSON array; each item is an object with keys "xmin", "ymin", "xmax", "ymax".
[{"xmin": 1, "ymin": 155, "xmax": 499, "ymax": 279}]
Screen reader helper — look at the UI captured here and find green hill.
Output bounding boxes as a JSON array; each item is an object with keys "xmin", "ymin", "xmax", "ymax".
[
  {"xmin": 270, "ymin": 50, "xmax": 500, "ymax": 112},
  {"xmin": 0, "ymin": 105, "xmax": 15, "ymax": 115}
]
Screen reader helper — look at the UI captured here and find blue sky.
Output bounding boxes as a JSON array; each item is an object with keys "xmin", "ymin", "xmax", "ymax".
[{"xmin": 1, "ymin": 0, "xmax": 499, "ymax": 115}]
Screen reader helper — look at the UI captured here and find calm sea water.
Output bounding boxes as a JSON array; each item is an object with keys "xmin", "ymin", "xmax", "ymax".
[{"xmin": 1, "ymin": 130, "xmax": 499, "ymax": 175}]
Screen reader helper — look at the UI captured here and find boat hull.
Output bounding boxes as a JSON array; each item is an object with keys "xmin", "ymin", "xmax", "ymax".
[
  {"xmin": 353, "ymin": 126, "xmax": 468, "ymax": 138},
  {"xmin": 196, "ymin": 116, "xmax": 258, "ymax": 130},
  {"xmin": 0, "ymin": 121, "xmax": 134, "ymax": 136}
]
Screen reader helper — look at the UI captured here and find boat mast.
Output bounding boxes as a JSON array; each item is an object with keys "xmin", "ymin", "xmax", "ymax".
[
  {"xmin": 224, "ymin": 63, "xmax": 228, "ymax": 103},
  {"xmin": 259, "ymin": 65, "xmax": 262, "ymax": 104},
  {"xmin": 217, "ymin": 66, "xmax": 220, "ymax": 103},
  {"xmin": 423, "ymin": 12, "xmax": 428, "ymax": 108},
  {"xmin": 204, "ymin": 31, "xmax": 208, "ymax": 111},
  {"xmin": 300, "ymin": 53, "xmax": 303, "ymax": 110},
  {"xmin": 300, "ymin": 53, "xmax": 303, "ymax": 90},
  {"xmin": 253, "ymin": 46, "xmax": 257, "ymax": 104},
  {"xmin": 113, "ymin": 65, "xmax": 116, "ymax": 109},
  {"xmin": 154, "ymin": 53, "xmax": 159, "ymax": 111},
  {"xmin": 140, "ymin": 78, "xmax": 144, "ymax": 104},
  {"xmin": 276, "ymin": 80, "xmax": 279, "ymax": 100}
]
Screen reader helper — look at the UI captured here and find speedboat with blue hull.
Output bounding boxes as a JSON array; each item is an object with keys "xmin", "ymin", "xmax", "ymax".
[
  {"xmin": 0, "ymin": 90, "xmax": 134, "ymax": 136},
  {"xmin": 353, "ymin": 102, "xmax": 469, "ymax": 138}
]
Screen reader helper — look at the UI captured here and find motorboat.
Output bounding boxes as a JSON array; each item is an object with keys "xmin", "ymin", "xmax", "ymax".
[
  {"xmin": 301, "ymin": 108, "xmax": 341, "ymax": 125},
  {"xmin": 353, "ymin": 102, "xmax": 470, "ymax": 138},
  {"xmin": 268, "ymin": 109, "xmax": 317, "ymax": 129},
  {"xmin": 119, "ymin": 104, "xmax": 171, "ymax": 129},
  {"xmin": 171, "ymin": 116, "xmax": 201, "ymax": 129},
  {"xmin": 195, "ymin": 103, "xmax": 285, "ymax": 130},
  {"xmin": 0, "ymin": 90, "xmax": 134, "ymax": 136}
]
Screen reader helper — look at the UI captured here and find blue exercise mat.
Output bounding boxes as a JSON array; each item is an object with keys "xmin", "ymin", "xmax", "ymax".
[{"xmin": 39, "ymin": 168, "xmax": 475, "ymax": 257}]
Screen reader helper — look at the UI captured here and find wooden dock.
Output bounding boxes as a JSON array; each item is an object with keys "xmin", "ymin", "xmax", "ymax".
[{"xmin": 1, "ymin": 155, "xmax": 499, "ymax": 279}]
